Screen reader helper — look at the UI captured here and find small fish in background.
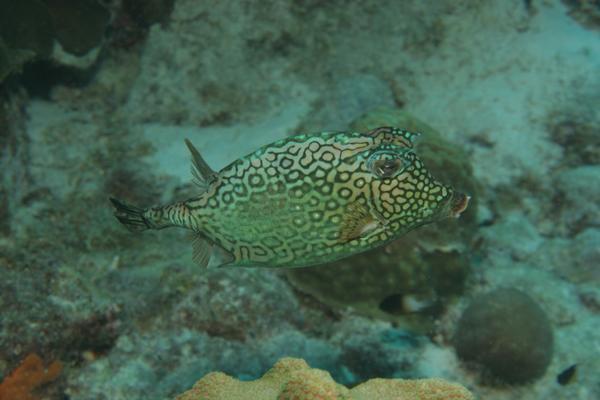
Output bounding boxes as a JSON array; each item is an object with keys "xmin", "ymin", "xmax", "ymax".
[
  {"xmin": 556, "ymin": 364, "xmax": 577, "ymax": 386},
  {"xmin": 110, "ymin": 127, "xmax": 470, "ymax": 268}
]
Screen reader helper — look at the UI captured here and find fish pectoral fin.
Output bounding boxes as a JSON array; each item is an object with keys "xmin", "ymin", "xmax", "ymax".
[
  {"xmin": 339, "ymin": 202, "xmax": 385, "ymax": 242},
  {"xmin": 184, "ymin": 139, "xmax": 217, "ymax": 189}
]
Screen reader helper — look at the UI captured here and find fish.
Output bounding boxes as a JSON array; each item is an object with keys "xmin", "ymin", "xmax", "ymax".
[{"xmin": 110, "ymin": 126, "xmax": 470, "ymax": 268}]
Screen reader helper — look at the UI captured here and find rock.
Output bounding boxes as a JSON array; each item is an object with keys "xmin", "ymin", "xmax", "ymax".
[
  {"xmin": 125, "ymin": 0, "xmax": 303, "ymax": 125},
  {"xmin": 549, "ymin": 119, "xmax": 600, "ymax": 166},
  {"xmin": 562, "ymin": 0, "xmax": 600, "ymax": 29},
  {"xmin": 479, "ymin": 211, "xmax": 543, "ymax": 260},
  {"xmin": 44, "ymin": 0, "xmax": 110, "ymax": 56},
  {"xmin": 535, "ymin": 228, "xmax": 600, "ymax": 283},
  {"xmin": 554, "ymin": 165, "xmax": 600, "ymax": 231},
  {"xmin": 454, "ymin": 288, "xmax": 554, "ymax": 384},
  {"xmin": 0, "ymin": 0, "xmax": 55, "ymax": 59},
  {"xmin": 172, "ymin": 268, "xmax": 304, "ymax": 340},
  {"xmin": 123, "ymin": 0, "xmax": 176, "ymax": 27},
  {"xmin": 338, "ymin": 326, "xmax": 422, "ymax": 382},
  {"xmin": 0, "ymin": 38, "xmax": 36, "ymax": 83},
  {"xmin": 314, "ymin": 74, "xmax": 396, "ymax": 131},
  {"xmin": 0, "ymin": 91, "xmax": 30, "ymax": 235},
  {"xmin": 0, "ymin": 0, "xmax": 111, "ymax": 83},
  {"xmin": 560, "ymin": 228, "xmax": 600, "ymax": 283},
  {"xmin": 0, "ymin": 187, "xmax": 8, "ymax": 235}
]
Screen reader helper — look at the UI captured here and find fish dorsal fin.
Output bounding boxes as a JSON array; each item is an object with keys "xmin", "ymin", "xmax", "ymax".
[
  {"xmin": 184, "ymin": 139, "xmax": 217, "ymax": 189},
  {"xmin": 339, "ymin": 202, "xmax": 385, "ymax": 242},
  {"xmin": 366, "ymin": 127, "xmax": 420, "ymax": 148}
]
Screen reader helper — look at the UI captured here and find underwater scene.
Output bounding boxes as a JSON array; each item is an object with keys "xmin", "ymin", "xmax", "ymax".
[{"xmin": 0, "ymin": 0, "xmax": 598, "ymax": 399}]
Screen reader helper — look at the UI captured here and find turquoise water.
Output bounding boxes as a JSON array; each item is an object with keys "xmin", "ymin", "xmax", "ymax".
[{"xmin": 0, "ymin": 1, "xmax": 598, "ymax": 399}]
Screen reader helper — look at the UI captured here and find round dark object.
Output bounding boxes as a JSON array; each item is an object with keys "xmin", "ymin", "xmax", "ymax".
[{"xmin": 454, "ymin": 288, "xmax": 553, "ymax": 384}]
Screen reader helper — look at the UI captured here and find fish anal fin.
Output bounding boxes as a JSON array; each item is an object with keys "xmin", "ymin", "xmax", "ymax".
[
  {"xmin": 207, "ymin": 243, "xmax": 235, "ymax": 268},
  {"xmin": 191, "ymin": 234, "xmax": 235, "ymax": 268},
  {"xmin": 192, "ymin": 235, "xmax": 212, "ymax": 268},
  {"xmin": 184, "ymin": 139, "xmax": 217, "ymax": 189},
  {"xmin": 339, "ymin": 202, "xmax": 381, "ymax": 243}
]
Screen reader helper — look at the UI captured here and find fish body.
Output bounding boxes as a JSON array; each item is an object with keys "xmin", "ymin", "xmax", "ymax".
[{"xmin": 111, "ymin": 127, "xmax": 469, "ymax": 268}]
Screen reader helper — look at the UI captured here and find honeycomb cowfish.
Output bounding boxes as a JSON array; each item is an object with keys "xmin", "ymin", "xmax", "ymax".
[{"xmin": 110, "ymin": 127, "xmax": 470, "ymax": 268}]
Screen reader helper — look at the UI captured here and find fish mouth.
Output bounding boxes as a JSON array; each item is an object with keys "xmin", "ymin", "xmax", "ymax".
[
  {"xmin": 447, "ymin": 191, "xmax": 470, "ymax": 218},
  {"xmin": 420, "ymin": 189, "xmax": 470, "ymax": 223}
]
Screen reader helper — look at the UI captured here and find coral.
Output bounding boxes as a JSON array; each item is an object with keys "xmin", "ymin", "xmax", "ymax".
[
  {"xmin": 453, "ymin": 288, "xmax": 554, "ymax": 384},
  {"xmin": 286, "ymin": 108, "xmax": 477, "ymax": 331},
  {"xmin": 351, "ymin": 378, "xmax": 474, "ymax": 400},
  {"xmin": 0, "ymin": 353, "xmax": 62, "ymax": 400},
  {"xmin": 174, "ymin": 357, "xmax": 474, "ymax": 400}
]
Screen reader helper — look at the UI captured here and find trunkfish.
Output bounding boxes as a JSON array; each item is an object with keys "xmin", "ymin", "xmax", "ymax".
[{"xmin": 110, "ymin": 127, "xmax": 470, "ymax": 268}]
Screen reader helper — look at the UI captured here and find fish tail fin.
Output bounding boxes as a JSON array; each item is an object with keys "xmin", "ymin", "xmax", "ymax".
[{"xmin": 109, "ymin": 197, "xmax": 151, "ymax": 232}]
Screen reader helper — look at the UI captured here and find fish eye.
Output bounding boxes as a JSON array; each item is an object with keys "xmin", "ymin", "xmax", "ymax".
[
  {"xmin": 368, "ymin": 150, "xmax": 410, "ymax": 178},
  {"xmin": 373, "ymin": 159, "xmax": 401, "ymax": 177}
]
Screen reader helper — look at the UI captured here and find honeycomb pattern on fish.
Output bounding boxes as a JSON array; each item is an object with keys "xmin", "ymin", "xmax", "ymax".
[{"xmin": 110, "ymin": 127, "xmax": 469, "ymax": 268}]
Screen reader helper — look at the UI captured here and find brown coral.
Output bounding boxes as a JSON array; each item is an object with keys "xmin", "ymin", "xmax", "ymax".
[
  {"xmin": 0, "ymin": 353, "xmax": 62, "ymax": 400},
  {"xmin": 174, "ymin": 357, "xmax": 473, "ymax": 400}
]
